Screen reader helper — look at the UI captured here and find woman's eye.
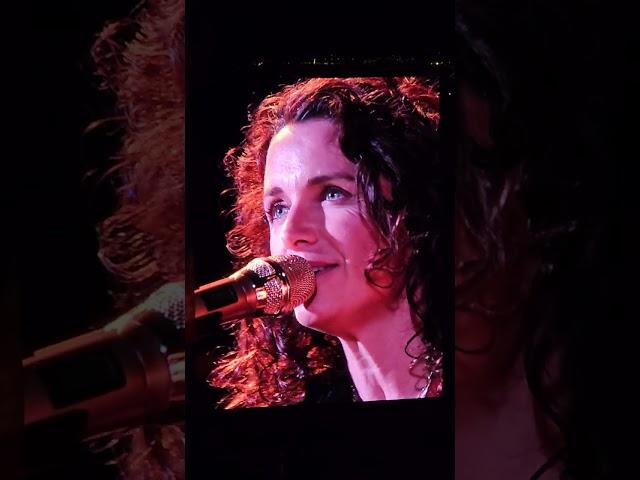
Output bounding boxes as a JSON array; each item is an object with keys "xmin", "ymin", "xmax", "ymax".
[
  {"xmin": 323, "ymin": 186, "xmax": 349, "ymax": 201},
  {"xmin": 267, "ymin": 202, "xmax": 288, "ymax": 221}
]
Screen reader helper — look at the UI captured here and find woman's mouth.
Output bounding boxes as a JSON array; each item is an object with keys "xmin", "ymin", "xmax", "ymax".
[
  {"xmin": 301, "ymin": 264, "xmax": 338, "ymax": 308},
  {"xmin": 312, "ymin": 264, "xmax": 338, "ymax": 276}
]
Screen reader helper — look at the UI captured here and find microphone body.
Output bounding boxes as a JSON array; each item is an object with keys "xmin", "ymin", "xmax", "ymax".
[
  {"xmin": 23, "ymin": 282, "xmax": 185, "ymax": 439},
  {"xmin": 194, "ymin": 255, "xmax": 315, "ymax": 322},
  {"xmin": 194, "ymin": 272, "xmax": 262, "ymax": 322}
]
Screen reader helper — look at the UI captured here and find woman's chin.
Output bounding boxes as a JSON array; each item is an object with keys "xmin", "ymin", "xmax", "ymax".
[{"xmin": 293, "ymin": 305, "xmax": 333, "ymax": 334}]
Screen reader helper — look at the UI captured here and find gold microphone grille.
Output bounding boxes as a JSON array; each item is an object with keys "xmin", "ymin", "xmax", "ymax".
[
  {"xmin": 245, "ymin": 258, "xmax": 284, "ymax": 314},
  {"xmin": 245, "ymin": 255, "xmax": 316, "ymax": 314},
  {"xmin": 269, "ymin": 255, "xmax": 316, "ymax": 311}
]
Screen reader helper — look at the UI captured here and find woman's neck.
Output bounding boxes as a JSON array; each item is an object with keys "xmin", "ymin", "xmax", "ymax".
[
  {"xmin": 454, "ymin": 310, "xmax": 564, "ymax": 479},
  {"xmin": 338, "ymin": 297, "xmax": 425, "ymax": 401},
  {"xmin": 455, "ymin": 307, "xmax": 527, "ymax": 403}
]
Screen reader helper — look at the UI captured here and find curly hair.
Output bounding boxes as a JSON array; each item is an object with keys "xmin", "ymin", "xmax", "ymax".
[
  {"xmin": 87, "ymin": 1, "xmax": 185, "ymax": 478},
  {"xmin": 209, "ymin": 77, "xmax": 444, "ymax": 408},
  {"xmin": 90, "ymin": 0, "xmax": 185, "ymax": 311}
]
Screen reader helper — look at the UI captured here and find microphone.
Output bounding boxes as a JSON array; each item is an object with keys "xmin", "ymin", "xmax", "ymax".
[
  {"xmin": 23, "ymin": 282, "xmax": 185, "ymax": 440},
  {"xmin": 193, "ymin": 254, "xmax": 316, "ymax": 322}
]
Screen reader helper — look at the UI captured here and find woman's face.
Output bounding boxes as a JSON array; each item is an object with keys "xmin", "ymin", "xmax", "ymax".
[{"xmin": 263, "ymin": 118, "xmax": 393, "ymax": 337}]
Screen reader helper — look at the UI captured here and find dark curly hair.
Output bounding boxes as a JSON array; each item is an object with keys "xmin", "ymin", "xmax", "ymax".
[{"xmin": 209, "ymin": 77, "xmax": 444, "ymax": 408}]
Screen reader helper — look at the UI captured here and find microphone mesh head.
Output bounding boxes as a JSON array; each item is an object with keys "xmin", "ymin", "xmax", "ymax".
[
  {"xmin": 244, "ymin": 259, "xmax": 282, "ymax": 314},
  {"xmin": 269, "ymin": 255, "xmax": 316, "ymax": 311},
  {"xmin": 245, "ymin": 255, "xmax": 316, "ymax": 314},
  {"xmin": 143, "ymin": 281, "xmax": 185, "ymax": 329}
]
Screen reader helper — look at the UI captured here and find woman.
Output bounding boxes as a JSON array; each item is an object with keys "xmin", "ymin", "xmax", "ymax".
[
  {"xmin": 209, "ymin": 76, "xmax": 447, "ymax": 407},
  {"xmin": 454, "ymin": 7, "xmax": 615, "ymax": 479}
]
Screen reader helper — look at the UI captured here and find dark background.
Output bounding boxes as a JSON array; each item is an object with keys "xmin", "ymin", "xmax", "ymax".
[{"xmin": 23, "ymin": 1, "xmax": 138, "ymax": 352}]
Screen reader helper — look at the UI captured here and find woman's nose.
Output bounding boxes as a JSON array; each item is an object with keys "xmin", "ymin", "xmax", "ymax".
[{"xmin": 280, "ymin": 202, "xmax": 319, "ymax": 250}]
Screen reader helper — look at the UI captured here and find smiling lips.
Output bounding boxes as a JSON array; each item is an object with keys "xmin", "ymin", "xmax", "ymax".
[{"xmin": 310, "ymin": 263, "xmax": 338, "ymax": 276}]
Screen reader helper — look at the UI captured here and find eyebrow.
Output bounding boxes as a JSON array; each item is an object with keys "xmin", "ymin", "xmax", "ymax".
[{"xmin": 263, "ymin": 172, "xmax": 356, "ymax": 198}]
